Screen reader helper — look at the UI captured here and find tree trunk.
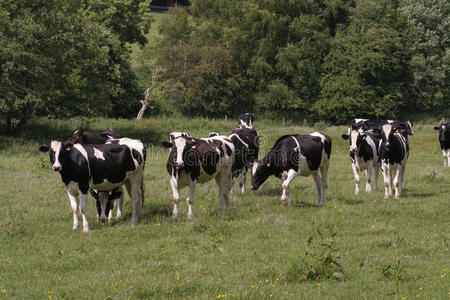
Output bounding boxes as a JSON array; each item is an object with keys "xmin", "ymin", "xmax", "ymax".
[
  {"xmin": 7, "ymin": 104, "xmax": 34, "ymax": 137},
  {"xmin": 136, "ymin": 88, "xmax": 151, "ymax": 120}
]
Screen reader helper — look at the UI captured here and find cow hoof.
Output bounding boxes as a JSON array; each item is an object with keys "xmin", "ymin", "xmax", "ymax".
[
  {"xmin": 172, "ymin": 213, "xmax": 178, "ymax": 218},
  {"xmin": 384, "ymin": 194, "xmax": 389, "ymax": 199},
  {"xmin": 395, "ymin": 194, "xmax": 400, "ymax": 199},
  {"xmin": 83, "ymin": 226, "xmax": 89, "ymax": 232},
  {"xmin": 72, "ymin": 224, "xmax": 78, "ymax": 230},
  {"xmin": 187, "ymin": 214, "xmax": 194, "ymax": 220}
]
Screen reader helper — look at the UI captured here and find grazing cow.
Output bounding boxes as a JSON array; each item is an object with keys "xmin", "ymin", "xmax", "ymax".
[
  {"xmin": 39, "ymin": 138, "xmax": 146, "ymax": 231},
  {"xmin": 68, "ymin": 127, "xmax": 123, "ymax": 144},
  {"xmin": 162, "ymin": 132, "xmax": 235, "ymax": 219},
  {"xmin": 350, "ymin": 119, "xmax": 413, "ymax": 136},
  {"xmin": 229, "ymin": 128, "xmax": 259, "ymax": 193},
  {"xmin": 251, "ymin": 132, "xmax": 331, "ymax": 206},
  {"xmin": 341, "ymin": 130, "xmax": 380, "ymax": 195},
  {"xmin": 373, "ymin": 124, "xmax": 409, "ymax": 199},
  {"xmin": 238, "ymin": 113, "xmax": 255, "ymax": 129},
  {"xmin": 434, "ymin": 120, "xmax": 450, "ymax": 167},
  {"xmin": 67, "ymin": 127, "xmax": 125, "ymax": 221}
]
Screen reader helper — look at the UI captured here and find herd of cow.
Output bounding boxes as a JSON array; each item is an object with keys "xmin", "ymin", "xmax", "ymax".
[{"xmin": 38, "ymin": 114, "xmax": 450, "ymax": 232}]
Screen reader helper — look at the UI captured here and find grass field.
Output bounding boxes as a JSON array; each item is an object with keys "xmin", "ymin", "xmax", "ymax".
[{"xmin": 0, "ymin": 117, "xmax": 448, "ymax": 299}]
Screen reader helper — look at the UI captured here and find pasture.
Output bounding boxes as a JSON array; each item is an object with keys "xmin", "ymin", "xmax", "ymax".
[{"xmin": 0, "ymin": 117, "xmax": 448, "ymax": 299}]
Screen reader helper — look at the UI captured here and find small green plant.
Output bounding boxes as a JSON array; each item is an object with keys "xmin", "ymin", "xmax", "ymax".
[{"xmin": 286, "ymin": 222, "xmax": 344, "ymax": 282}]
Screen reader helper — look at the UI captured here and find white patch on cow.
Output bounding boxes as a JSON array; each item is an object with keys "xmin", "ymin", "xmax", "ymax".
[
  {"xmin": 229, "ymin": 133, "xmax": 249, "ymax": 149},
  {"xmin": 382, "ymin": 124, "xmax": 392, "ymax": 140},
  {"xmin": 93, "ymin": 148, "xmax": 105, "ymax": 160},
  {"xmin": 310, "ymin": 132, "xmax": 326, "ymax": 144},
  {"xmin": 51, "ymin": 141, "xmax": 62, "ymax": 170},
  {"xmin": 252, "ymin": 162, "xmax": 258, "ymax": 175},
  {"xmin": 173, "ymin": 137, "xmax": 188, "ymax": 165},
  {"xmin": 73, "ymin": 144, "xmax": 91, "ymax": 177},
  {"xmin": 108, "ymin": 138, "xmax": 145, "ymax": 168},
  {"xmin": 349, "ymin": 130, "xmax": 358, "ymax": 152}
]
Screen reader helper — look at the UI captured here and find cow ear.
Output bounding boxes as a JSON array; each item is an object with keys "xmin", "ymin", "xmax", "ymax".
[
  {"xmin": 64, "ymin": 142, "xmax": 74, "ymax": 151},
  {"xmin": 434, "ymin": 126, "xmax": 440, "ymax": 130},
  {"xmin": 39, "ymin": 146, "xmax": 49, "ymax": 152},
  {"xmin": 362, "ymin": 134, "xmax": 367, "ymax": 140},
  {"xmin": 341, "ymin": 134, "xmax": 349, "ymax": 140},
  {"xmin": 161, "ymin": 141, "xmax": 172, "ymax": 148}
]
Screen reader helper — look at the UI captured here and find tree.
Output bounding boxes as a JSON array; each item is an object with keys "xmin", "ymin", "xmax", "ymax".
[
  {"xmin": 315, "ymin": 0, "xmax": 411, "ymax": 123},
  {"xmin": 0, "ymin": 0, "xmax": 148, "ymax": 136},
  {"xmin": 400, "ymin": 0, "xmax": 450, "ymax": 109}
]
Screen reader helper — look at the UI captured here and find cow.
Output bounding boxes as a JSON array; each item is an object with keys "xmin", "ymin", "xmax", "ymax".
[
  {"xmin": 67, "ymin": 127, "xmax": 125, "ymax": 221},
  {"xmin": 229, "ymin": 128, "xmax": 259, "ymax": 194},
  {"xmin": 341, "ymin": 129, "xmax": 380, "ymax": 195},
  {"xmin": 208, "ymin": 129, "xmax": 259, "ymax": 193},
  {"xmin": 162, "ymin": 132, "xmax": 235, "ymax": 219},
  {"xmin": 349, "ymin": 119, "xmax": 414, "ymax": 136},
  {"xmin": 251, "ymin": 132, "xmax": 331, "ymax": 206},
  {"xmin": 238, "ymin": 113, "xmax": 255, "ymax": 129},
  {"xmin": 39, "ymin": 137, "xmax": 146, "ymax": 231},
  {"xmin": 434, "ymin": 120, "xmax": 450, "ymax": 167},
  {"xmin": 373, "ymin": 124, "xmax": 409, "ymax": 199},
  {"xmin": 68, "ymin": 126, "xmax": 123, "ymax": 144}
]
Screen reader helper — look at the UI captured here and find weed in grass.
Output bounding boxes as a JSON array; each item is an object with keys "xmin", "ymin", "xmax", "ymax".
[{"xmin": 286, "ymin": 222, "xmax": 344, "ymax": 282}]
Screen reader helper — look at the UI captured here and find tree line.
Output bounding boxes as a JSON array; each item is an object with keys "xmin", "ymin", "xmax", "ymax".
[{"xmin": 1, "ymin": 0, "xmax": 449, "ymax": 136}]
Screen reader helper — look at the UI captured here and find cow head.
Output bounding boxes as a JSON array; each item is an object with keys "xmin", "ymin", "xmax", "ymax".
[
  {"xmin": 341, "ymin": 130, "xmax": 368, "ymax": 153},
  {"xmin": 208, "ymin": 132, "xmax": 220, "ymax": 138},
  {"xmin": 239, "ymin": 113, "xmax": 254, "ymax": 129},
  {"xmin": 39, "ymin": 140, "xmax": 74, "ymax": 171},
  {"xmin": 434, "ymin": 120, "xmax": 450, "ymax": 142},
  {"xmin": 162, "ymin": 132, "xmax": 195, "ymax": 168},
  {"xmin": 67, "ymin": 126, "xmax": 86, "ymax": 144},
  {"xmin": 373, "ymin": 124, "xmax": 405, "ymax": 151},
  {"xmin": 250, "ymin": 160, "xmax": 271, "ymax": 190}
]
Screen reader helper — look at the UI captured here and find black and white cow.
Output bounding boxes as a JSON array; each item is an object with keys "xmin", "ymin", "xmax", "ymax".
[
  {"xmin": 251, "ymin": 132, "xmax": 331, "ymax": 206},
  {"xmin": 68, "ymin": 127, "xmax": 123, "ymax": 144},
  {"xmin": 229, "ymin": 128, "xmax": 259, "ymax": 193},
  {"xmin": 373, "ymin": 124, "xmax": 409, "ymax": 199},
  {"xmin": 67, "ymin": 127, "xmax": 125, "ymax": 221},
  {"xmin": 341, "ymin": 129, "xmax": 380, "ymax": 195},
  {"xmin": 350, "ymin": 119, "xmax": 414, "ymax": 136},
  {"xmin": 162, "ymin": 132, "xmax": 235, "ymax": 219},
  {"xmin": 39, "ymin": 138, "xmax": 146, "ymax": 231},
  {"xmin": 238, "ymin": 113, "xmax": 255, "ymax": 129},
  {"xmin": 434, "ymin": 120, "xmax": 450, "ymax": 167}
]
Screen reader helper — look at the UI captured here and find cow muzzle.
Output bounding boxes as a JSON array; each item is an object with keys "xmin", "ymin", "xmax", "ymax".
[
  {"xmin": 250, "ymin": 185, "xmax": 257, "ymax": 190},
  {"xmin": 52, "ymin": 165, "xmax": 61, "ymax": 171},
  {"xmin": 176, "ymin": 161, "xmax": 184, "ymax": 168},
  {"xmin": 350, "ymin": 146, "xmax": 357, "ymax": 152}
]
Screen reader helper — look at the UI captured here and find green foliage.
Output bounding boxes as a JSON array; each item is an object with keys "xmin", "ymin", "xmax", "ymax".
[
  {"xmin": 286, "ymin": 223, "xmax": 344, "ymax": 282},
  {"xmin": 400, "ymin": 0, "xmax": 450, "ymax": 109},
  {"xmin": 0, "ymin": 0, "xmax": 150, "ymax": 135},
  {"xmin": 316, "ymin": 0, "xmax": 411, "ymax": 123}
]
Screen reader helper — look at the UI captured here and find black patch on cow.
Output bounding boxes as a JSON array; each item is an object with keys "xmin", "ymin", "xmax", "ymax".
[
  {"xmin": 132, "ymin": 149, "xmax": 143, "ymax": 165},
  {"xmin": 225, "ymin": 144, "xmax": 232, "ymax": 157},
  {"xmin": 379, "ymin": 128, "xmax": 409, "ymax": 165},
  {"xmin": 230, "ymin": 128, "xmax": 259, "ymax": 178},
  {"xmin": 435, "ymin": 123, "xmax": 450, "ymax": 150}
]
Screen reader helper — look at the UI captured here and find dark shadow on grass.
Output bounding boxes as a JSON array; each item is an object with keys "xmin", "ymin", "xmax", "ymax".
[
  {"xmin": 252, "ymin": 186, "xmax": 281, "ymax": 196},
  {"xmin": 12, "ymin": 119, "xmax": 166, "ymax": 146},
  {"xmin": 340, "ymin": 198, "xmax": 364, "ymax": 205},
  {"xmin": 292, "ymin": 200, "xmax": 321, "ymax": 208},
  {"xmin": 404, "ymin": 188, "xmax": 436, "ymax": 198}
]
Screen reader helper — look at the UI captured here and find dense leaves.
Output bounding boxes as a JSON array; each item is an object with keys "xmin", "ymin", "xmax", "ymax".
[{"xmin": 0, "ymin": 0, "xmax": 151, "ymax": 135}]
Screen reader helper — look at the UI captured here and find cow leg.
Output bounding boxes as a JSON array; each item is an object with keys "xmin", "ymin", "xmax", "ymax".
[
  {"xmin": 107, "ymin": 200, "xmax": 114, "ymax": 222},
  {"xmin": 79, "ymin": 193, "xmax": 89, "ymax": 232},
  {"xmin": 169, "ymin": 175, "xmax": 179, "ymax": 218},
  {"xmin": 281, "ymin": 169, "xmax": 297, "ymax": 205},
  {"xmin": 319, "ymin": 162, "xmax": 329, "ymax": 205},
  {"xmin": 447, "ymin": 150, "xmax": 450, "ymax": 167},
  {"xmin": 443, "ymin": 149, "xmax": 448, "ymax": 167},
  {"xmin": 393, "ymin": 164, "xmax": 402, "ymax": 199},
  {"xmin": 382, "ymin": 163, "xmax": 391, "ymax": 199},
  {"xmin": 115, "ymin": 190, "xmax": 123, "ymax": 219},
  {"xmin": 67, "ymin": 192, "xmax": 79, "ymax": 230},
  {"xmin": 98, "ymin": 192, "xmax": 108, "ymax": 222},
  {"xmin": 129, "ymin": 178, "xmax": 143, "ymax": 226},
  {"xmin": 311, "ymin": 172, "xmax": 323, "ymax": 206},
  {"xmin": 352, "ymin": 163, "xmax": 360, "ymax": 195},
  {"xmin": 373, "ymin": 162, "xmax": 379, "ymax": 191},
  {"xmin": 365, "ymin": 163, "xmax": 372, "ymax": 193},
  {"xmin": 186, "ymin": 180, "xmax": 196, "ymax": 219},
  {"xmin": 238, "ymin": 169, "xmax": 246, "ymax": 194}
]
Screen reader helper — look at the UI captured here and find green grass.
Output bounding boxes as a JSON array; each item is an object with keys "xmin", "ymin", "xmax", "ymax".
[{"xmin": 0, "ymin": 117, "xmax": 449, "ymax": 299}]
